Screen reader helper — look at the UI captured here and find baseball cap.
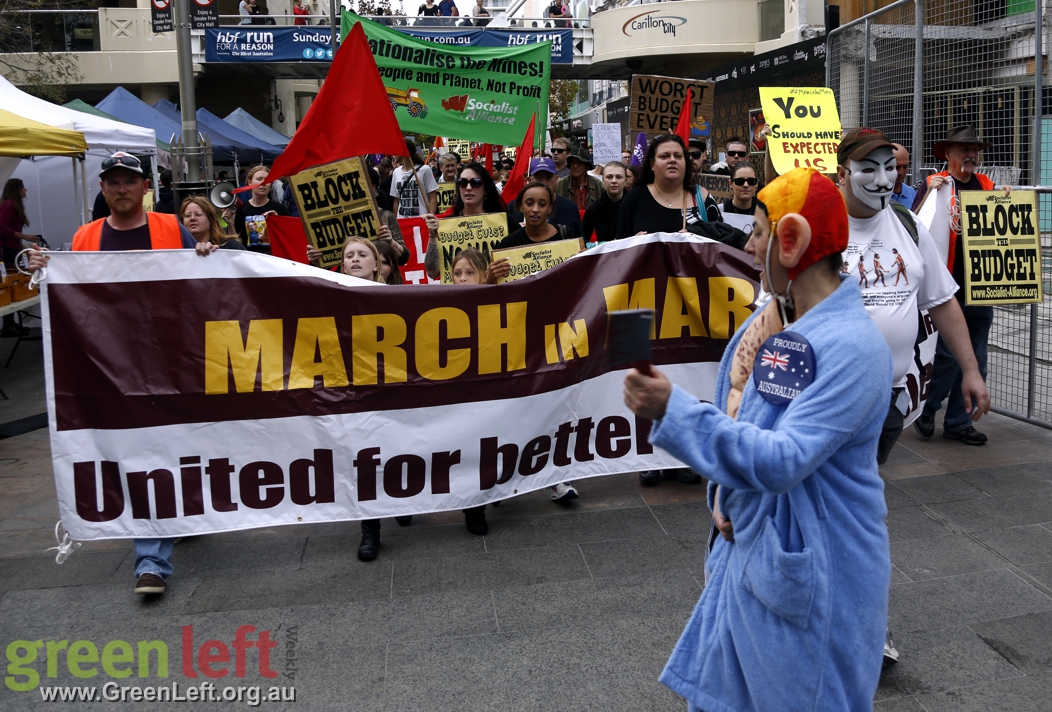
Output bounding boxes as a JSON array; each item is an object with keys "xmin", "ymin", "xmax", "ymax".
[
  {"xmin": 837, "ymin": 128, "xmax": 894, "ymax": 165},
  {"xmin": 688, "ymin": 138, "xmax": 705, "ymax": 151},
  {"xmin": 100, "ymin": 151, "xmax": 144, "ymax": 177},
  {"xmin": 758, "ymin": 167, "xmax": 848, "ymax": 280},
  {"xmin": 529, "ymin": 157, "xmax": 557, "ymax": 176}
]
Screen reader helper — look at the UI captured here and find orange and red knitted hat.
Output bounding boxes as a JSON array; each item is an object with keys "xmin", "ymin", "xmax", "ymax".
[{"xmin": 757, "ymin": 167, "xmax": 848, "ymax": 280}]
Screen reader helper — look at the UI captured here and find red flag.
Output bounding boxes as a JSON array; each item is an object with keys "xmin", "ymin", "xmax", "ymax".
[
  {"xmin": 267, "ymin": 215, "xmax": 309, "ymax": 264},
  {"xmin": 500, "ymin": 114, "xmax": 535, "ymax": 202},
  {"xmin": 674, "ymin": 87, "xmax": 693, "ymax": 146},
  {"xmin": 264, "ymin": 22, "xmax": 406, "ymax": 183},
  {"xmin": 484, "ymin": 143, "xmax": 494, "ymax": 174}
]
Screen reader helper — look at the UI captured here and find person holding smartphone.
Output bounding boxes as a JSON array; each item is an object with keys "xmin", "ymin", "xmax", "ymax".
[{"xmin": 624, "ymin": 168, "xmax": 893, "ymax": 712}]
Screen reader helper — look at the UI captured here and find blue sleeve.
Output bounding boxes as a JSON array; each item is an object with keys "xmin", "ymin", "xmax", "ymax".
[
  {"xmin": 649, "ymin": 337, "xmax": 891, "ymax": 495},
  {"xmin": 179, "ymin": 224, "xmax": 196, "ymax": 248}
]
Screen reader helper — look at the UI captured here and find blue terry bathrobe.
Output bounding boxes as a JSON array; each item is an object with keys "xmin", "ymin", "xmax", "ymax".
[{"xmin": 652, "ymin": 276, "xmax": 893, "ymax": 712}]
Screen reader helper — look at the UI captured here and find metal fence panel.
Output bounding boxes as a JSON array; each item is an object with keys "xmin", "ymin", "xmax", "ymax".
[{"xmin": 828, "ymin": 0, "xmax": 1052, "ymax": 429}]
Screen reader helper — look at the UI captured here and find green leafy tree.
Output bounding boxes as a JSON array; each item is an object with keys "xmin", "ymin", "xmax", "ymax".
[
  {"xmin": 0, "ymin": 0, "xmax": 89, "ymax": 102},
  {"xmin": 548, "ymin": 79, "xmax": 578, "ymax": 121},
  {"xmin": 355, "ymin": 0, "xmax": 403, "ymax": 16}
]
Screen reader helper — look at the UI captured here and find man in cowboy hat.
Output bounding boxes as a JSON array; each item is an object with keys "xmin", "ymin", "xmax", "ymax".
[
  {"xmin": 555, "ymin": 147, "xmax": 603, "ymax": 210},
  {"xmin": 911, "ymin": 125, "xmax": 1003, "ymax": 446}
]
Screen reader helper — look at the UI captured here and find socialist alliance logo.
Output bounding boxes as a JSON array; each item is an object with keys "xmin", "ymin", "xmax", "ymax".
[{"xmin": 442, "ymin": 95, "xmax": 469, "ymax": 112}]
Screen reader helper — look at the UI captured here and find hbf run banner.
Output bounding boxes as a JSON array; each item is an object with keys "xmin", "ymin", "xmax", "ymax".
[
  {"xmin": 204, "ymin": 27, "xmax": 571, "ymax": 65},
  {"xmin": 340, "ymin": 11, "xmax": 549, "ymax": 146},
  {"xmin": 960, "ymin": 190, "xmax": 1042, "ymax": 305},
  {"xmin": 40, "ymin": 236, "xmax": 758, "ymax": 540}
]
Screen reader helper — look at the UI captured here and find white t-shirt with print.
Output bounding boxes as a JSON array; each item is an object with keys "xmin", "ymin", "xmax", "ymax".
[
  {"xmin": 845, "ymin": 207, "xmax": 957, "ymax": 386},
  {"xmin": 390, "ymin": 165, "xmax": 438, "ymax": 217}
]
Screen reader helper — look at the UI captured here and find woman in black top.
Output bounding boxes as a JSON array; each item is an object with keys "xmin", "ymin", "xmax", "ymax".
[
  {"xmin": 721, "ymin": 162, "xmax": 759, "ymax": 214},
  {"xmin": 613, "ymin": 134, "xmax": 721, "ymax": 239},
  {"xmin": 489, "ymin": 182, "xmax": 572, "ymax": 276},
  {"xmin": 423, "ymin": 162, "xmax": 512, "ymax": 280},
  {"xmin": 235, "ymin": 165, "xmax": 289, "ymax": 255},
  {"xmin": 489, "ymin": 180, "xmax": 582, "ymax": 503},
  {"xmin": 181, "ymin": 197, "xmax": 246, "ymax": 250},
  {"xmin": 417, "ymin": 0, "xmax": 440, "ymax": 24}
]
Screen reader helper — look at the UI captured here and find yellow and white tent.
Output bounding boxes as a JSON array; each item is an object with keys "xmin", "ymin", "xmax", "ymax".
[{"xmin": 0, "ymin": 107, "xmax": 87, "ymax": 157}]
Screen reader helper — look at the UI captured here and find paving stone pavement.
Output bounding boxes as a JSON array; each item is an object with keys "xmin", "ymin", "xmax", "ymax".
[{"xmin": 2, "ymin": 338, "xmax": 1052, "ymax": 710}]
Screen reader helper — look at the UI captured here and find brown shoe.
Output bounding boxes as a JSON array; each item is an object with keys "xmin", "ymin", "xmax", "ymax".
[{"xmin": 134, "ymin": 573, "xmax": 166, "ymax": 595}]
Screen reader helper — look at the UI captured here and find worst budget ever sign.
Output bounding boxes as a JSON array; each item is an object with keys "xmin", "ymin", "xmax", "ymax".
[{"xmin": 41, "ymin": 236, "xmax": 759, "ymax": 540}]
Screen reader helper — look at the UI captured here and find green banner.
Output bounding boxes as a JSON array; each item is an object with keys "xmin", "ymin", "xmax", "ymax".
[{"xmin": 340, "ymin": 11, "xmax": 548, "ymax": 147}]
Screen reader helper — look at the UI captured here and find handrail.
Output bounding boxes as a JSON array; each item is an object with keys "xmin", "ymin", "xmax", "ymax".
[
  {"xmin": 212, "ymin": 14, "xmax": 589, "ymax": 26},
  {"xmin": 0, "ymin": 8, "xmax": 98, "ymax": 13}
]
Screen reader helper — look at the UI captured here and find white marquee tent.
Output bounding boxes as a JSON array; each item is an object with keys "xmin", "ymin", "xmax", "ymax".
[{"xmin": 0, "ymin": 77, "xmax": 157, "ymax": 245}]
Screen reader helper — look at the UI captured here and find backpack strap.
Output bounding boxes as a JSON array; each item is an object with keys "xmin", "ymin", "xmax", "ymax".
[
  {"xmin": 890, "ymin": 201, "xmax": 919, "ymax": 245},
  {"xmin": 888, "ymin": 202, "xmax": 928, "ymax": 372}
]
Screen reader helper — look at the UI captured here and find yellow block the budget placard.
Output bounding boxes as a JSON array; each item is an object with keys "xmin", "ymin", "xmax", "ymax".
[
  {"xmin": 960, "ymin": 190, "xmax": 1042, "ymax": 305},
  {"xmin": 289, "ymin": 156, "xmax": 381, "ymax": 270},
  {"xmin": 759, "ymin": 87, "xmax": 842, "ymax": 175}
]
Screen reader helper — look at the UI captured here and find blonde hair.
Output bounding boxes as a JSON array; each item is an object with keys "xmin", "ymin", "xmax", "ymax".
[
  {"xmin": 342, "ymin": 237, "xmax": 384, "ymax": 283},
  {"xmin": 246, "ymin": 165, "xmax": 269, "ymax": 184},
  {"xmin": 452, "ymin": 248, "xmax": 489, "ymax": 284},
  {"xmin": 180, "ymin": 196, "xmax": 227, "ymax": 247}
]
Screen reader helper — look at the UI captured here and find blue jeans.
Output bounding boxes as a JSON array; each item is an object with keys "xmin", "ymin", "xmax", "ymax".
[
  {"xmin": 134, "ymin": 538, "xmax": 174, "ymax": 579},
  {"xmin": 922, "ymin": 298, "xmax": 993, "ymax": 432}
]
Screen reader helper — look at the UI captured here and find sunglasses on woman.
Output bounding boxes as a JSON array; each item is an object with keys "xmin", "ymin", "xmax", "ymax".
[
  {"xmin": 457, "ymin": 177, "xmax": 484, "ymax": 188},
  {"xmin": 733, "ymin": 177, "xmax": 758, "ymax": 186}
]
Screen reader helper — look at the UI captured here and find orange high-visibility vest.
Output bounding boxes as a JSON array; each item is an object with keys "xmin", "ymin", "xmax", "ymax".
[
  {"xmin": 927, "ymin": 170, "xmax": 995, "ymax": 273},
  {"xmin": 71, "ymin": 212, "xmax": 184, "ymax": 251}
]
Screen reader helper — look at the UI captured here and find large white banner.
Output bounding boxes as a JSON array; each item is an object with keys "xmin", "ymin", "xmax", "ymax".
[{"xmin": 41, "ymin": 235, "xmax": 760, "ymax": 540}]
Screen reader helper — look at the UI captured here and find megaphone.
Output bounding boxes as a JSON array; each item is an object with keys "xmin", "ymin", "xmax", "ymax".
[{"xmin": 210, "ymin": 182, "xmax": 236, "ymax": 209}]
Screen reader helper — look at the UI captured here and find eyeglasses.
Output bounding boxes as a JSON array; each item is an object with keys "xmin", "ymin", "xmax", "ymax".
[
  {"xmin": 726, "ymin": 150, "xmax": 748, "ymax": 158},
  {"xmin": 732, "ymin": 177, "xmax": 758, "ymax": 186},
  {"xmin": 100, "ymin": 153, "xmax": 142, "ymax": 172},
  {"xmin": 457, "ymin": 177, "xmax": 484, "ymax": 188},
  {"xmin": 689, "ymin": 151, "xmax": 703, "ymax": 160},
  {"xmin": 551, "ymin": 148, "xmax": 568, "ymax": 154}
]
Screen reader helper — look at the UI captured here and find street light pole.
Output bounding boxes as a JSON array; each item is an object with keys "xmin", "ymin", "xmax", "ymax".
[{"xmin": 175, "ymin": 0, "xmax": 200, "ymax": 183}]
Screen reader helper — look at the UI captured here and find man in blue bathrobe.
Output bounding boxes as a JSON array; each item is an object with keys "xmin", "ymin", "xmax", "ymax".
[{"xmin": 625, "ymin": 168, "xmax": 894, "ymax": 711}]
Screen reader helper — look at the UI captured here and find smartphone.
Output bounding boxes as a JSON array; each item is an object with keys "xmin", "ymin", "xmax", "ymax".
[{"xmin": 607, "ymin": 309, "xmax": 654, "ymax": 374}]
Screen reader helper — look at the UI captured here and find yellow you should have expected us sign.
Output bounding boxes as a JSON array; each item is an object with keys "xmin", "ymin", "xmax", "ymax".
[{"xmin": 960, "ymin": 190, "xmax": 1042, "ymax": 305}]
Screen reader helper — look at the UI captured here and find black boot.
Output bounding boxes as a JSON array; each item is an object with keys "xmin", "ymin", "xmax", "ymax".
[
  {"xmin": 395, "ymin": 515, "xmax": 413, "ymax": 526},
  {"xmin": 464, "ymin": 506, "xmax": 487, "ymax": 535},
  {"xmin": 357, "ymin": 519, "xmax": 380, "ymax": 561}
]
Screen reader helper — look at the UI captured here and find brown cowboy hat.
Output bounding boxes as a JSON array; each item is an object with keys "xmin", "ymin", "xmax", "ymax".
[{"xmin": 933, "ymin": 125, "xmax": 992, "ymax": 161}]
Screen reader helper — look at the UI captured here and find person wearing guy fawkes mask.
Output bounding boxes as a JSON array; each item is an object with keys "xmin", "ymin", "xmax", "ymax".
[{"xmin": 837, "ymin": 128, "xmax": 990, "ymax": 668}]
